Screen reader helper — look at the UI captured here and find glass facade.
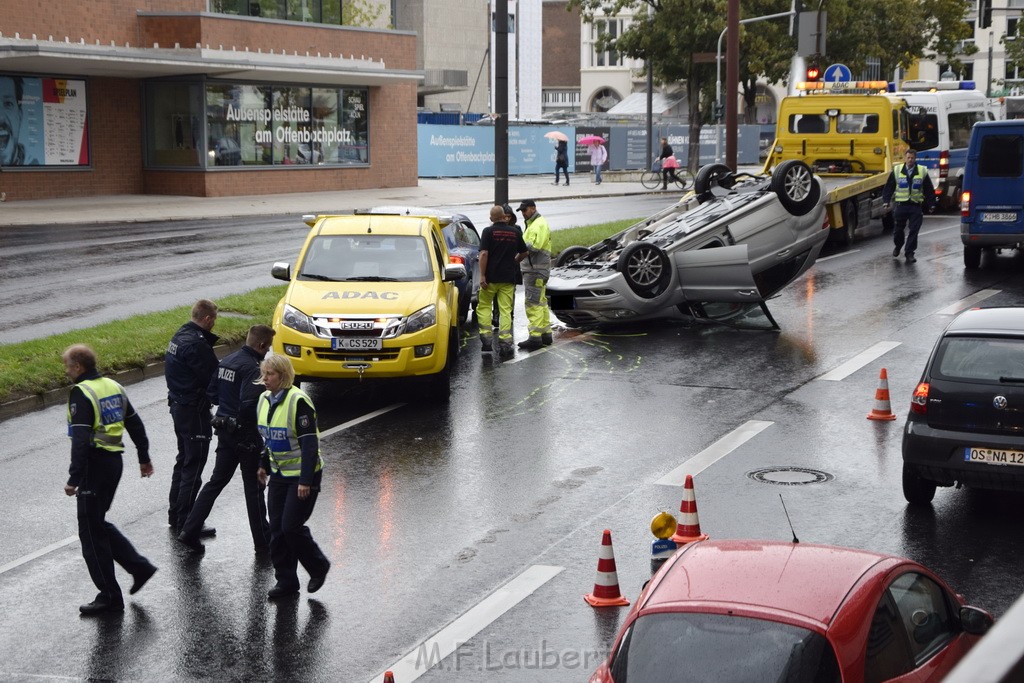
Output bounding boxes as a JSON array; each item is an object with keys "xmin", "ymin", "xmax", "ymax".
[
  {"xmin": 144, "ymin": 80, "xmax": 369, "ymax": 169},
  {"xmin": 211, "ymin": 0, "xmax": 341, "ymax": 24}
]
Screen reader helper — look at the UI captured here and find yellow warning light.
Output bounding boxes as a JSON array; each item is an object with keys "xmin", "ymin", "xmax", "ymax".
[{"xmin": 651, "ymin": 511, "xmax": 677, "ymax": 540}]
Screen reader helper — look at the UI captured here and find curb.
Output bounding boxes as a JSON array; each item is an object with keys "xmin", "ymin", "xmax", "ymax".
[{"xmin": 0, "ymin": 341, "xmax": 243, "ymax": 423}]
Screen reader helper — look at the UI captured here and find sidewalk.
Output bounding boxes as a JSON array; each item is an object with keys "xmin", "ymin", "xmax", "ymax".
[{"xmin": 0, "ymin": 173, "xmax": 669, "ymax": 227}]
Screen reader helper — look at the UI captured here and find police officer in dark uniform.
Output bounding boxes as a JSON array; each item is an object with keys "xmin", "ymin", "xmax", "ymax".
[
  {"xmin": 177, "ymin": 325, "xmax": 275, "ymax": 553},
  {"xmin": 165, "ymin": 299, "xmax": 219, "ymax": 535},
  {"xmin": 63, "ymin": 344, "xmax": 157, "ymax": 615}
]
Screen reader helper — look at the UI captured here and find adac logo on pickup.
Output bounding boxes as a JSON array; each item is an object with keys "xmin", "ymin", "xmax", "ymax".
[{"xmin": 322, "ymin": 290, "xmax": 399, "ymax": 300}]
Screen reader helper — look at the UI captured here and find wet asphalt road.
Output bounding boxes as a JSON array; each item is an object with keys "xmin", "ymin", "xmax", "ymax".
[
  {"xmin": 2, "ymin": 205, "xmax": 1024, "ymax": 681},
  {"xmin": 0, "ymin": 196, "xmax": 671, "ymax": 345}
]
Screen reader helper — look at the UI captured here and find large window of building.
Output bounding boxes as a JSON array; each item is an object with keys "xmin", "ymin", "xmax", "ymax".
[
  {"xmin": 144, "ymin": 81, "xmax": 204, "ymax": 167},
  {"xmin": 211, "ymin": 0, "xmax": 341, "ymax": 24},
  {"xmin": 144, "ymin": 80, "xmax": 369, "ymax": 168},
  {"xmin": 585, "ymin": 18, "xmax": 625, "ymax": 67}
]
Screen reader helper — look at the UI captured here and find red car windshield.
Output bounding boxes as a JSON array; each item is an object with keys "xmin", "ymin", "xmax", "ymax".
[{"xmin": 610, "ymin": 612, "xmax": 841, "ymax": 682}]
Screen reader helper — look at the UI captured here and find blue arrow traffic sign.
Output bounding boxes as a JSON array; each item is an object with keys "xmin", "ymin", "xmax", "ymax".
[{"xmin": 824, "ymin": 64, "xmax": 852, "ymax": 83}]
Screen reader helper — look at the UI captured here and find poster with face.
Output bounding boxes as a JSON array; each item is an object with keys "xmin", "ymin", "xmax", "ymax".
[{"xmin": 0, "ymin": 76, "xmax": 88, "ymax": 166}]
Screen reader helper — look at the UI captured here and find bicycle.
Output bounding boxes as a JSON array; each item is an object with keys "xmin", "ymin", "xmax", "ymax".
[{"xmin": 640, "ymin": 158, "xmax": 693, "ymax": 191}]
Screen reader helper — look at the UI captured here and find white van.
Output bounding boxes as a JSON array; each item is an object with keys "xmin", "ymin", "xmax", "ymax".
[{"xmin": 894, "ymin": 80, "xmax": 997, "ymax": 211}]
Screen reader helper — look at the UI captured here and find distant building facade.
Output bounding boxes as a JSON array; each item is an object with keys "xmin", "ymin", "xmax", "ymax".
[{"xmin": 0, "ymin": 0, "xmax": 419, "ymax": 200}]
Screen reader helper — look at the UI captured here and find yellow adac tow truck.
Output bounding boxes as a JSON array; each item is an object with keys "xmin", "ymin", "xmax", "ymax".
[{"xmin": 762, "ymin": 80, "xmax": 920, "ymax": 245}]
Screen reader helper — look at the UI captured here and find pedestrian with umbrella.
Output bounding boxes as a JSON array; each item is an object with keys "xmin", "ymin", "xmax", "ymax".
[
  {"xmin": 580, "ymin": 135, "xmax": 607, "ymax": 185},
  {"xmin": 545, "ymin": 131, "xmax": 570, "ymax": 186}
]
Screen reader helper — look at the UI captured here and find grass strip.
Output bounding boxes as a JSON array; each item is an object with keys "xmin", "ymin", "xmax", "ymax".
[
  {"xmin": 551, "ymin": 217, "xmax": 638, "ymax": 255},
  {"xmin": 0, "ymin": 216, "xmax": 641, "ymax": 402},
  {"xmin": 0, "ymin": 287, "xmax": 285, "ymax": 402}
]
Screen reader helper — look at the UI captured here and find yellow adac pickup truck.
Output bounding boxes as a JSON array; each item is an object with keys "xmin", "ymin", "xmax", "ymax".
[
  {"xmin": 763, "ymin": 80, "xmax": 923, "ymax": 245},
  {"xmin": 270, "ymin": 212, "xmax": 466, "ymax": 399}
]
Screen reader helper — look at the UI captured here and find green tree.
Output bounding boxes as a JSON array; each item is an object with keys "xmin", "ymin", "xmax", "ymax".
[
  {"xmin": 569, "ymin": 0, "xmax": 721, "ymax": 171},
  {"xmin": 1002, "ymin": 24, "xmax": 1024, "ymax": 81},
  {"xmin": 569, "ymin": 0, "xmax": 974, "ymax": 166},
  {"xmin": 343, "ymin": 0, "xmax": 386, "ymax": 27},
  {"xmin": 822, "ymin": 0, "xmax": 973, "ymax": 77},
  {"xmin": 738, "ymin": 0, "xmax": 797, "ymax": 124}
]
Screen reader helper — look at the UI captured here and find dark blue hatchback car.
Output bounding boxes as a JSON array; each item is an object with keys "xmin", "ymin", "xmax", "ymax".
[
  {"xmin": 369, "ymin": 206, "xmax": 481, "ymax": 323},
  {"xmin": 902, "ymin": 307, "xmax": 1024, "ymax": 504}
]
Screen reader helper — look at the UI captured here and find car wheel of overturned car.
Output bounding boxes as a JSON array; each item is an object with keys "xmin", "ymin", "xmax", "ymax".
[
  {"xmin": 693, "ymin": 163, "xmax": 735, "ymax": 200},
  {"xmin": 771, "ymin": 160, "xmax": 820, "ymax": 216},
  {"xmin": 617, "ymin": 242, "xmax": 671, "ymax": 298},
  {"xmin": 902, "ymin": 463, "xmax": 937, "ymax": 505},
  {"xmin": 556, "ymin": 245, "xmax": 590, "ymax": 266},
  {"xmin": 963, "ymin": 245, "xmax": 981, "ymax": 269}
]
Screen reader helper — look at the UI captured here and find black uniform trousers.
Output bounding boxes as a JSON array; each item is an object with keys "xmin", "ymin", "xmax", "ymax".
[
  {"xmin": 267, "ymin": 470, "xmax": 329, "ymax": 591},
  {"xmin": 893, "ymin": 202, "xmax": 925, "ymax": 257},
  {"xmin": 180, "ymin": 434, "xmax": 270, "ymax": 548},
  {"xmin": 77, "ymin": 452, "xmax": 152, "ymax": 606},
  {"xmin": 167, "ymin": 400, "xmax": 212, "ymax": 530}
]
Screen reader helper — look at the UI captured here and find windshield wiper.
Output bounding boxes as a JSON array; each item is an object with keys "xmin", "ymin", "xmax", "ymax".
[
  {"xmin": 999, "ymin": 376, "xmax": 1024, "ymax": 383},
  {"xmin": 301, "ymin": 273, "xmax": 337, "ymax": 281},
  {"xmin": 344, "ymin": 276, "xmax": 400, "ymax": 282}
]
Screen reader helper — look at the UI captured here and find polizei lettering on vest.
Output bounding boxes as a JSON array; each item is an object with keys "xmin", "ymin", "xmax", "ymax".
[
  {"xmin": 218, "ymin": 367, "xmax": 236, "ymax": 382},
  {"xmin": 321, "ymin": 291, "xmax": 399, "ymax": 300}
]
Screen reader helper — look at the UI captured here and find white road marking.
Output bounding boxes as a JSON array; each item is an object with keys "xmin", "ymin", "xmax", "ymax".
[
  {"xmin": 816, "ymin": 250, "xmax": 860, "ymax": 262},
  {"xmin": 320, "ymin": 403, "xmax": 405, "ymax": 438},
  {"xmin": 0, "ymin": 536, "xmax": 78, "ymax": 576},
  {"xmin": 655, "ymin": 420, "xmax": 774, "ymax": 486},
  {"xmin": 934, "ymin": 289, "xmax": 1001, "ymax": 316},
  {"xmin": 0, "ymin": 405, "xmax": 403, "ymax": 576},
  {"xmin": 817, "ymin": 341, "xmax": 901, "ymax": 381},
  {"xmin": 368, "ymin": 564, "xmax": 564, "ymax": 683}
]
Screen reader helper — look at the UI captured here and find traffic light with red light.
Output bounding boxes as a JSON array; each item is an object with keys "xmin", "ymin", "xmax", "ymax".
[{"xmin": 806, "ymin": 64, "xmax": 821, "ymax": 82}]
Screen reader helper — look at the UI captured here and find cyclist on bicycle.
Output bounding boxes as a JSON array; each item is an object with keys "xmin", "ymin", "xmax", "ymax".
[{"xmin": 659, "ymin": 137, "xmax": 680, "ymax": 190}]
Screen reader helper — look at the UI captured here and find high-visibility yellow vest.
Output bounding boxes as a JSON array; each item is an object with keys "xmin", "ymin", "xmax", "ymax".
[
  {"xmin": 257, "ymin": 386, "xmax": 323, "ymax": 477},
  {"xmin": 67, "ymin": 377, "xmax": 127, "ymax": 452},
  {"xmin": 893, "ymin": 163, "xmax": 927, "ymax": 203}
]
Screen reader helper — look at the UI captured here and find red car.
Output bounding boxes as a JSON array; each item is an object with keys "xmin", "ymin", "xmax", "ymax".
[{"xmin": 590, "ymin": 540, "xmax": 992, "ymax": 683}]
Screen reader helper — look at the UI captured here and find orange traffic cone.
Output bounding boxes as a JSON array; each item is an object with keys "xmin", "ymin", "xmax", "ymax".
[
  {"xmin": 867, "ymin": 368, "xmax": 898, "ymax": 421},
  {"xmin": 383, "ymin": 672, "xmax": 395, "ymax": 683},
  {"xmin": 584, "ymin": 529, "xmax": 630, "ymax": 607},
  {"xmin": 671, "ymin": 475, "xmax": 710, "ymax": 546}
]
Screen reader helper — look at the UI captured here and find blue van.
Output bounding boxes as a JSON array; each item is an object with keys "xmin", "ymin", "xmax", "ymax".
[{"xmin": 961, "ymin": 120, "xmax": 1024, "ymax": 269}]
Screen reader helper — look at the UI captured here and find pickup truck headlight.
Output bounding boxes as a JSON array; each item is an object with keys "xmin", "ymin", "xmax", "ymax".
[
  {"xmin": 405, "ymin": 304, "xmax": 437, "ymax": 334},
  {"xmin": 281, "ymin": 304, "xmax": 315, "ymax": 335}
]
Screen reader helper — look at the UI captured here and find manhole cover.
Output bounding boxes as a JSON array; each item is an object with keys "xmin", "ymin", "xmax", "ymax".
[{"xmin": 747, "ymin": 467, "xmax": 833, "ymax": 485}]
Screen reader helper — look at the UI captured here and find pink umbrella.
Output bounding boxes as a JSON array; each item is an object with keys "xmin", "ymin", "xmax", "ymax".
[
  {"xmin": 544, "ymin": 131, "xmax": 569, "ymax": 142},
  {"xmin": 578, "ymin": 135, "xmax": 606, "ymax": 146}
]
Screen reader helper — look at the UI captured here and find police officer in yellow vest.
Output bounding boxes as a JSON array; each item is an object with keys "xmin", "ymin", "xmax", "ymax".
[
  {"xmin": 516, "ymin": 199, "xmax": 554, "ymax": 351},
  {"xmin": 63, "ymin": 344, "xmax": 157, "ymax": 615},
  {"xmin": 882, "ymin": 148, "xmax": 935, "ymax": 264},
  {"xmin": 256, "ymin": 355, "xmax": 330, "ymax": 599}
]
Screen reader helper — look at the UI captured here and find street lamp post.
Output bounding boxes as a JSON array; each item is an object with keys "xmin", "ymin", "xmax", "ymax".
[{"xmin": 715, "ymin": 9, "xmax": 795, "ymax": 163}]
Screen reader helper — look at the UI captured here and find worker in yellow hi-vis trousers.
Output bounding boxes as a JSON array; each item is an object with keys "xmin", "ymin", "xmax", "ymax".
[{"xmin": 515, "ymin": 199, "xmax": 552, "ymax": 352}]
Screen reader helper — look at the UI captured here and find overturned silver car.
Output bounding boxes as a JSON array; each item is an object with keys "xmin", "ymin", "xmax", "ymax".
[{"xmin": 546, "ymin": 161, "xmax": 829, "ymax": 328}]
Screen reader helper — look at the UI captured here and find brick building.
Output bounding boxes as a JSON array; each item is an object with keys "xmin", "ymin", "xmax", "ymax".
[{"xmin": 0, "ymin": 0, "xmax": 419, "ymax": 200}]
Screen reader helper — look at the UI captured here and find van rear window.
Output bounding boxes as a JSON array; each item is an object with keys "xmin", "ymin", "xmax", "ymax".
[{"xmin": 978, "ymin": 135, "xmax": 1024, "ymax": 177}]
